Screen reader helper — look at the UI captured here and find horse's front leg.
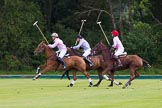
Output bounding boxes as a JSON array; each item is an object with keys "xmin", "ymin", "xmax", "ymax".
[
  {"xmin": 33, "ymin": 64, "xmax": 46, "ymax": 80},
  {"xmin": 33, "ymin": 65, "xmax": 54, "ymax": 80},
  {"xmin": 93, "ymin": 70, "xmax": 103, "ymax": 87},
  {"xmin": 67, "ymin": 71, "xmax": 77, "ymax": 87},
  {"xmin": 102, "ymin": 69, "xmax": 122, "ymax": 87},
  {"xmin": 108, "ymin": 71, "xmax": 115, "ymax": 87},
  {"xmin": 61, "ymin": 70, "xmax": 71, "ymax": 80},
  {"xmin": 36, "ymin": 64, "xmax": 47, "ymax": 74}
]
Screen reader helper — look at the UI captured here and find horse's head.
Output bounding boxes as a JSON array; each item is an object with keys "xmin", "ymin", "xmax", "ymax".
[
  {"xmin": 91, "ymin": 41, "xmax": 105, "ymax": 54},
  {"xmin": 34, "ymin": 41, "xmax": 46, "ymax": 55}
]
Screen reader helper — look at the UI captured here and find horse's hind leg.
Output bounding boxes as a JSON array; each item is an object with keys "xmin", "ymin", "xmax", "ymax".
[
  {"xmin": 122, "ymin": 68, "xmax": 136, "ymax": 89},
  {"xmin": 80, "ymin": 70, "xmax": 93, "ymax": 87},
  {"xmin": 83, "ymin": 71, "xmax": 93, "ymax": 87},
  {"xmin": 135, "ymin": 71, "xmax": 140, "ymax": 78},
  {"xmin": 67, "ymin": 71, "xmax": 77, "ymax": 87},
  {"xmin": 76, "ymin": 63, "xmax": 93, "ymax": 87}
]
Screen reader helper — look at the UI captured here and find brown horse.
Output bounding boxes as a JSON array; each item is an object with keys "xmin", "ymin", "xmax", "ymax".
[
  {"xmin": 91, "ymin": 41, "xmax": 151, "ymax": 89},
  {"xmin": 33, "ymin": 41, "xmax": 93, "ymax": 87},
  {"xmin": 61, "ymin": 47, "xmax": 122, "ymax": 86}
]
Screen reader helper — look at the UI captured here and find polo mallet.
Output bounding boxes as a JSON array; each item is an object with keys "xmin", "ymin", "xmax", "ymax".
[
  {"xmin": 75, "ymin": 20, "xmax": 86, "ymax": 45},
  {"xmin": 97, "ymin": 21, "xmax": 110, "ymax": 46},
  {"xmin": 33, "ymin": 21, "xmax": 49, "ymax": 44}
]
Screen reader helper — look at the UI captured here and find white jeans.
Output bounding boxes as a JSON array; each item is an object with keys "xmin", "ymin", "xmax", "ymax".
[
  {"xmin": 82, "ymin": 49, "xmax": 91, "ymax": 57},
  {"xmin": 58, "ymin": 49, "xmax": 67, "ymax": 58},
  {"xmin": 114, "ymin": 48, "xmax": 124, "ymax": 56}
]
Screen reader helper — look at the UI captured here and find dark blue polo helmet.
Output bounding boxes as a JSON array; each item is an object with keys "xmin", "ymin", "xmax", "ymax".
[{"xmin": 76, "ymin": 35, "xmax": 83, "ymax": 39}]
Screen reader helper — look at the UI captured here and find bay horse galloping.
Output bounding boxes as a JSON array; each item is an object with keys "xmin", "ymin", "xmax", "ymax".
[
  {"xmin": 62, "ymin": 47, "xmax": 122, "ymax": 86},
  {"xmin": 33, "ymin": 41, "xmax": 93, "ymax": 87},
  {"xmin": 91, "ymin": 41, "xmax": 151, "ymax": 89}
]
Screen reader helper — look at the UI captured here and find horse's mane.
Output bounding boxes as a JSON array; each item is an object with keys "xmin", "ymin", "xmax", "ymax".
[
  {"xmin": 67, "ymin": 47, "xmax": 82, "ymax": 56},
  {"xmin": 41, "ymin": 41, "xmax": 56, "ymax": 55},
  {"xmin": 99, "ymin": 41, "xmax": 111, "ymax": 50}
]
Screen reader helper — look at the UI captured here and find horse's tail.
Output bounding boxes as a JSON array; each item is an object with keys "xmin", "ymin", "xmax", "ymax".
[{"xmin": 142, "ymin": 59, "xmax": 151, "ymax": 68}]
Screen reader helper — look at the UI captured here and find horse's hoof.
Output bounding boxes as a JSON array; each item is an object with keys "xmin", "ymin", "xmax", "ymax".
[
  {"xmin": 89, "ymin": 82, "xmax": 93, "ymax": 87},
  {"xmin": 108, "ymin": 84, "xmax": 113, "ymax": 87},
  {"xmin": 122, "ymin": 86, "xmax": 126, "ymax": 89},
  {"xmin": 93, "ymin": 84, "xmax": 99, "ymax": 87},
  {"xmin": 117, "ymin": 82, "xmax": 122, "ymax": 85},
  {"xmin": 67, "ymin": 83, "xmax": 73, "ymax": 87},
  {"xmin": 32, "ymin": 78, "xmax": 36, "ymax": 80}
]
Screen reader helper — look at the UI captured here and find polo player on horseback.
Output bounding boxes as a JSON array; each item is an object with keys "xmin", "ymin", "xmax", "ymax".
[
  {"xmin": 48, "ymin": 32, "xmax": 67, "ymax": 68},
  {"xmin": 111, "ymin": 30, "xmax": 124, "ymax": 67},
  {"xmin": 72, "ymin": 35, "xmax": 93, "ymax": 67}
]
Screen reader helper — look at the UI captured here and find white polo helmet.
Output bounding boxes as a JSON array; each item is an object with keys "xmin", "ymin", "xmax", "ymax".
[{"xmin": 51, "ymin": 32, "xmax": 58, "ymax": 37}]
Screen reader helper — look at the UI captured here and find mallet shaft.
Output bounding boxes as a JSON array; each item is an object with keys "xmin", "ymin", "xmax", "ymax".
[
  {"xmin": 97, "ymin": 22, "xmax": 110, "ymax": 46},
  {"xmin": 33, "ymin": 21, "xmax": 49, "ymax": 44}
]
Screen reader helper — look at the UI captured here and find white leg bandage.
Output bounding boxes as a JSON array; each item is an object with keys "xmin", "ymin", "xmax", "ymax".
[
  {"xmin": 113, "ymin": 80, "xmax": 119, "ymax": 85},
  {"xmin": 88, "ymin": 78, "xmax": 92, "ymax": 82},
  {"xmin": 103, "ymin": 75, "xmax": 110, "ymax": 80},
  {"xmin": 71, "ymin": 80, "xmax": 76, "ymax": 84}
]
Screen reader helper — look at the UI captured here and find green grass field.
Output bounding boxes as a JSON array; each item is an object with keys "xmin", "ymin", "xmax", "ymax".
[{"xmin": 0, "ymin": 79, "xmax": 162, "ymax": 108}]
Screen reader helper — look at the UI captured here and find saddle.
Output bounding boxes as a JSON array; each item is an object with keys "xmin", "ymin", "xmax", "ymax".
[
  {"xmin": 118, "ymin": 52, "xmax": 127, "ymax": 57},
  {"xmin": 112, "ymin": 52, "xmax": 127, "ymax": 68}
]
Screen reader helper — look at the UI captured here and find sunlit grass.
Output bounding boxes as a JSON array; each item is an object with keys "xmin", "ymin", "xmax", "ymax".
[{"xmin": 0, "ymin": 79, "xmax": 162, "ymax": 108}]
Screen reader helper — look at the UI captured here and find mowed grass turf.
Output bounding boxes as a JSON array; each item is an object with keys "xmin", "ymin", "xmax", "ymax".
[{"xmin": 0, "ymin": 78, "xmax": 162, "ymax": 108}]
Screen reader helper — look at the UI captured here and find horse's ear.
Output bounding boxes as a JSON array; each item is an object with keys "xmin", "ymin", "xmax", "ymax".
[
  {"xmin": 99, "ymin": 40, "xmax": 103, "ymax": 44},
  {"xmin": 43, "ymin": 41, "xmax": 47, "ymax": 44}
]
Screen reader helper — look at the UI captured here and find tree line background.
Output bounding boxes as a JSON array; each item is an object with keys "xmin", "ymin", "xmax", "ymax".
[{"xmin": 0, "ymin": 0, "xmax": 162, "ymax": 71}]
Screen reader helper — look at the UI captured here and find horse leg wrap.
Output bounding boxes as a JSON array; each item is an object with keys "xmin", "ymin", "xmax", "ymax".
[
  {"xmin": 113, "ymin": 80, "xmax": 119, "ymax": 85},
  {"xmin": 33, "ymin": 73, "xmax": 41, "ymax": 80},
  {"xmin": 122, "ymin": 79, "xmax": 131, "ymax": 89},
  {"xmin": 36, "ymin": 67, "xmax": 40, "ymax": 74},
  {"xmin": 88, "ymin": 78, "xmax": 93, "ymax": 87},
  {"xmin": 103, "ymin": 75, "xmax": 110, "ymax": 80}
]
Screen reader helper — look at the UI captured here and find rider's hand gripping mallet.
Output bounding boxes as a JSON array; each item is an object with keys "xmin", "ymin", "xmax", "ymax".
[
  {"xmin": 75, "ymin": 20, "xmax": 86, "ymax": 45},
  {"xmin": 33, "ymin": 21, "xmax": 49, "ymax": 44},
  {"xmin": 97, "ymin": 21, "xmax": 110, "ymax": 46}
]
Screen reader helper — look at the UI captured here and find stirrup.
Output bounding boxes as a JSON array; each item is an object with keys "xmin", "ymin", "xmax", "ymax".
[
  {"xmin": 89, "ymin": 63, "xmax": 93, "ymax": 67},
  {"xmin": 63, "ymin": 65, "xmax": 66, "ymax": 69},
  {"xmin": 118, "ymin": 63, "xmax": 123, "ymax": 67}
]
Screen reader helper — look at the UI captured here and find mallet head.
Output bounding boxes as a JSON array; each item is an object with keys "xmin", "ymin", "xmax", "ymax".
[
  {"xmin": 97, "ymin": 21, "xmax": 101, "ymax": 24},
  {"xmin": 81, "ymin": 20, "xmax": 86, "ymax": 22},
  {"xmin": 33, "ymin": 21, "xmax": 38, "ymax": 26}
]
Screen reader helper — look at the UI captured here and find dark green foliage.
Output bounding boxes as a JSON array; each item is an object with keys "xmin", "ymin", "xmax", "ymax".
[
  {"xmin": 123, "ymin": 22, "xmax": 156, "ymax": 63},
  {"xmin": 0, "ymin": 0, "xmax": 161, "ymax": 72},
  {"xmin": 0, "ymin": 0, "xmax": 45, "ymax": 70}
]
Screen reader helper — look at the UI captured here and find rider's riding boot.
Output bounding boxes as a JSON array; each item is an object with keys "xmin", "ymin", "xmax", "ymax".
[
  {"xmin": 57, "ymin": 57, "xmax": 66, "ymax": 69},
  {"xmin": 83, "ymin": 57, "xmax": 93, "ymax": 67},
  {"xmin": 114, "ymin": 55, "xmax": 122, "ymax": 67}
]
